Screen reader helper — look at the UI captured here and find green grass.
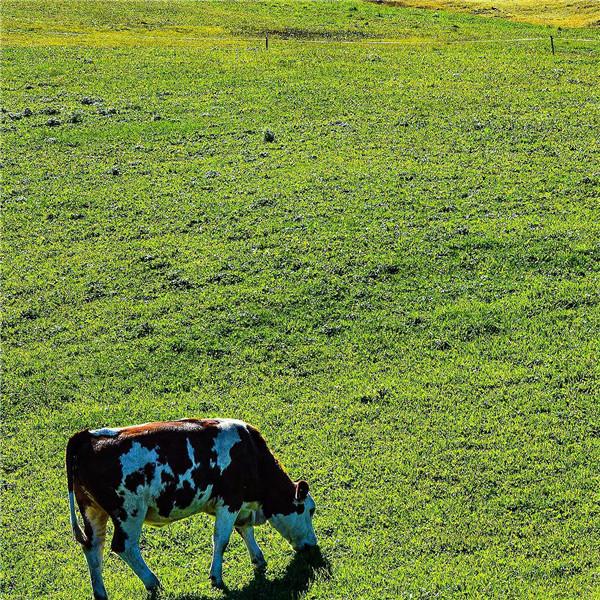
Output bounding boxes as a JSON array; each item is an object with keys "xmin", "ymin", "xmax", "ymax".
[
  {"xmin": 375, "ymin": 0, "xmax": 600, "ymax": 28},
  {"xmin": 2, "ymin": 1, "xmax": 600, "ymax": 599}
]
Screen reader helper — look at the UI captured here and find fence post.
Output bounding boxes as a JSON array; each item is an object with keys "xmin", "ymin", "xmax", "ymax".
[
  {"xmin": 550, "ymin": 35, "xmax": 555, "ymax": 55},
  {"xmin": 266, "ymin": 32, "xmax": 269, "ymax": 50}
]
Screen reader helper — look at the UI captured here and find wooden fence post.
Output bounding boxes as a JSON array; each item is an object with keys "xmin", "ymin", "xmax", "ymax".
[{"xmin": 550, "ymin": 35, "xmax": 555, "ymax": 55}]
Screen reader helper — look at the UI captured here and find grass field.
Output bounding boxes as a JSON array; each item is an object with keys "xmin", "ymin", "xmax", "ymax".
[
  {"xmin": 2, "ymin": 1, "xmax": 600, "ymax": 599},
  {"xmin": 375, "ymin": 0, "xmax": 600, "ymax": 28}
]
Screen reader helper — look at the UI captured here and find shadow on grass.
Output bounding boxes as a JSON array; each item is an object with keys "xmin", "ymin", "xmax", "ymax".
[{"xmin": 172, "ymin": 548, "xmax": 331, "ymax": 600}]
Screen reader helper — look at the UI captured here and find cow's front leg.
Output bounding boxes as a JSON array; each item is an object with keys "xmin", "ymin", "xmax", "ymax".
[
  {"xmin": 210, "ymin": 507, "xmax": 238, "ymax": 589},
  {"xmin": 236, "ymin": 526, "xmax": 267, "ymax": 572}
]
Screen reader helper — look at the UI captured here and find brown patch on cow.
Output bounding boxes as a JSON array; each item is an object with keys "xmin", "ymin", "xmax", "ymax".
[
  {"xmin": 73, "ymin": 482, "xmax": 108, "ymax": 550},
  {"xmin": 174, "ymin": 480, "xmax": 196, "ymax": 509},
  {"xmin": 247, "ymin": 425, "xmax": 301, "ymax": 517},
  {"xmin": 110, "ymin": 419, "xmax": 220, "ymax": 438},
  {"xmin": 145, "ymin": 433, "xmax": 193, "ymax": 475},
  {"xmin": 67, "ymin": 430, "xmax": 131, "ymax": 524},
  {"xmin": 178, "ymin": 418, "xmax": 220, "ymax": 427},
  {"xmin": 124, "ymin": 463, "xmax": 155, "ymax": 493},
  {"xmin": 111, "ymin": 521, "xmax": 128, "ymax": 554},
  {"xmin": 117, "ymin": 422, "xmax": 173, "ymax": 437},
  {"xmin": 156, "ymin": 470, "xmax": 177, "ymax": 516},
  {"xmin": 295, "ymin": 480, "xmax": 309, "ymax": 501},
  {"xmin": 124, "ymin": 470, "xmax": 145, "ymax": 492},
  {"xmin": 206, "ymin": 424, "xmax": 300, "ymax": 517}
]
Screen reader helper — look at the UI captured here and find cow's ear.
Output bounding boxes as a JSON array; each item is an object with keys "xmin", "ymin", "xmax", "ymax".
[{"xmin": 295, "ymin": 480, "xmax": 309, "ymax": 502}]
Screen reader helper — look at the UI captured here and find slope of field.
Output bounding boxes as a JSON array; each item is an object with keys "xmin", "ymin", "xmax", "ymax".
[
  {"xmin": 374, "ymin": 0, "xmax": 600, "ymax": 28},
  {"xmin": 3, "ymin": 0, "xmax": 600, "ymax": 47},
  {"xmin": 2, "ymin": 1, "xmax": 599, "ymax": 599}
]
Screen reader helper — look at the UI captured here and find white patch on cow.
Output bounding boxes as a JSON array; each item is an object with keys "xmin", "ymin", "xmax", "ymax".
[
  {"xmin": 237, "ymin": 525, "xmax": 266, "ymax": 569},
  {"xmin": 269, "ymin": 494, "xmax": 317, "ymax": 551},
  {"xmin": 210, "ymin": 506, "xmax": 240, "ymax": 587},
  {"xmin": 210, "ymin": 420, "xmax": 245, "ymax": 473},
  {"xmin": 186, "ymin": 438, "xmax": 195, "ymax": 463},
  {"xmin": 119, "ymin": 442, "xmax": 159, "ymax": 477},
  {"xmin": 68, "ymin": 491, "xmax": 82, "ymax": 540},
  {"xmin": 116, "ymin": 443, "xmax": 171, "ymax": 517},
  {"xmin": 89, "ymin": 427, "xmax": 121, "ymax": 437},
  {"xmin": 117, "ymin": 455, "xmax": 178, "ymax": 523},
  {"xmin": 90, "ymin": 422, "xmax": 160, "ymax": 437}
]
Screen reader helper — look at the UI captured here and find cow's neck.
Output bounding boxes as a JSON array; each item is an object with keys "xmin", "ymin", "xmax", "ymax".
[{"xmin": 258, "ymin": 452, "xmax": 296, "ymax": 517}]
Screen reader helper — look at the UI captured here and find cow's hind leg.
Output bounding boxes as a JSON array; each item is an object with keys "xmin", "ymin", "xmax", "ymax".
[
  {"xmin": 210, "ymin": 506, "xmax": 239, "ymax": 588},
  {"xmin": 111, "ymin": 512, "xmax": 161, "ymax": 595},
  {"xmin": 236, "ymin": 526, "xmax": 267, "ymax": 572},
  {"xmin": 79, "ymin": 502, "xmax": 109, "ymax": 600}
]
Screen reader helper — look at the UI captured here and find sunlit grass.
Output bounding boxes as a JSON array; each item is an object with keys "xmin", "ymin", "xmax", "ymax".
[{"xmin": 376, "ymin": 0, "xmax": 600, "ymax": 27}]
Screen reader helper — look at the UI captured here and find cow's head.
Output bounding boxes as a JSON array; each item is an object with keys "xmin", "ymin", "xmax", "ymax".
[{"xmin": 268, "ymin": 480, "xmax": 317, "ymax": 551}]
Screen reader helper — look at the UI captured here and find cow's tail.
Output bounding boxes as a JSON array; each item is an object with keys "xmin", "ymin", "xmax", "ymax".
[{"xmin": 66, "ymin": 430, "xmax": 89, "ymax": 546}]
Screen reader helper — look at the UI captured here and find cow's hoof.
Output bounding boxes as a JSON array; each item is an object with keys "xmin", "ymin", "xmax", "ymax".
[
  {"xmin": 210, "ymin": 576, "xmax": 226, "ymax": 590},
  {"xmin": 253, "ymin": 560, "xmax": 267, "ymax": 573},
  {"xmin": 93, "ymin": 594, "xmax": 108, "ymax": 600},
  {"xmin": 146, "ymin": 585, "xmax": 162, "ymax": 599},
  {"xmin": 146, "ymin": 579, "xmax": 162, "ymax": 596}
]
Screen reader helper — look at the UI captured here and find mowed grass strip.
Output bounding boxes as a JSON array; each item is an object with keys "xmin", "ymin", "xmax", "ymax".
[{"xmin": 2, "ymin": 1, "xmax": 599, "ymax": 598}]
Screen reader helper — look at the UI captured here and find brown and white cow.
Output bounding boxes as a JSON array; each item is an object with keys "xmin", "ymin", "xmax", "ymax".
[{"xmin": 66, "ymin": 418, "xmax": 317, "ymax": 599}]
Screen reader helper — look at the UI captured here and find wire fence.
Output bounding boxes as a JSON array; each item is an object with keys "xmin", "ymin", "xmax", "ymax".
[{"xmin": 8, "ymin": 30, "xmax": 600, "ymax": 48}]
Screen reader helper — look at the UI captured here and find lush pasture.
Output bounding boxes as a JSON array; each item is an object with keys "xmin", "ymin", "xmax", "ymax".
[
  {"xmin": 376, "ymin": 0, "xmax": 600, "ymax": 28},
  {"xmin": 2, "ymin": 1, "xmax": 599, "ymax": 598}
]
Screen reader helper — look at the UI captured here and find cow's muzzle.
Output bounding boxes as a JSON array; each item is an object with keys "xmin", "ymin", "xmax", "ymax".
[{"xmin": 295, "ymin": 541, "xmax": 318, "ymax": 553}]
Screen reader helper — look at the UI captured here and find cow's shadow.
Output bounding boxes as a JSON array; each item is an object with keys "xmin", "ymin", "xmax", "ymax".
[{"xmin": 171, "ymin": 548, "xmax": 331, "ymax": 600}]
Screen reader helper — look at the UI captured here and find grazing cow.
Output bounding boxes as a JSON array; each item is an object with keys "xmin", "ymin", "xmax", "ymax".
[{"xmin": 66, "ymin": 418, "xmax": 317, "ymax": 599}]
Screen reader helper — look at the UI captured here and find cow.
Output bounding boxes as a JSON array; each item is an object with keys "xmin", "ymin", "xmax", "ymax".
[{"xmin": 66, "ymin": 418, "xmax": 317, "ymax": 599}]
